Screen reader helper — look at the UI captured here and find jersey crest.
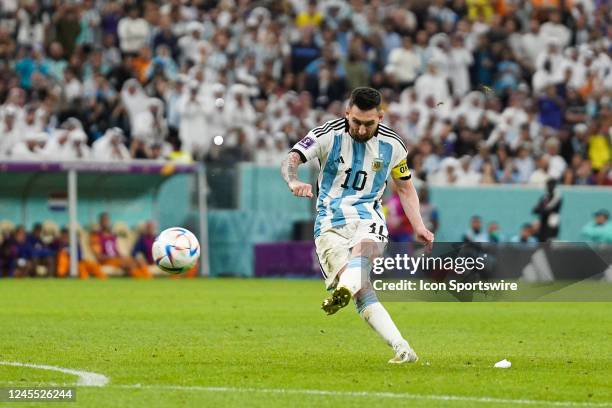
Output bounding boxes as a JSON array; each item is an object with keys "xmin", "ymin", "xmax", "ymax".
[{"xmin": 372, "ymin": 158, "xmax": 383, "ymax": 172}]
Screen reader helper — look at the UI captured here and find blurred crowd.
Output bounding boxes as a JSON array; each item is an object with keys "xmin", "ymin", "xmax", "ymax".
[
  {"xmin": 461, "ymin": 179, "xmax": 612, "ymax": 243},
  {"xmin": 0, "ymin": 213, "xmax": 197, "ymax": 278},
  {"xmin": 0, "ymin": 0, "xmax": 610, "ymax": 185},
  {"xmin": 461, "ymin": 208, "xmax": 612, "ymax": 243}
]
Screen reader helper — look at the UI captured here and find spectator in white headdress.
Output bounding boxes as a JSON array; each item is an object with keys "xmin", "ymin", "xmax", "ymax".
[
  {"xmin": 536, "ymin": 39, "xmax": 564, "ymax": 80},
  {"xmin": 178, "ymin": 21, "xmax": 207, "ymax": 65},
  {"xmin": 120, "ymin": 79, "xmax": 148, "ymax": 130},
  {"xmin": 9, "ymin": 132, "xmax": 47, "ymax": 159},
  {"xmin": 188, "ymin": 65, "xmax": 217, "ymax": 100},
  {"xmin": 1, "ymin": 88, "xmax": 27, "ymax": 124},
  {"xmin": 414, "ymin": 59, "xmax": 450, "ymax": 108},
  {"xmin": 199, "ymin": 83, "xmax": 229, "ymax": 146},
  {"xmin": 41, "ymin": 118, "xmax": 83, "ymax": 159},
  {"xmin": 41, "ymin": 129, "xmax": 69, "ymax": 158},
  {"xmin": 19, "ymin": 105, "xmax": 42, "ymax": 136},
  {"xmin": 178, "ymin": 81, "xmax": 210, "ymax": 160},
  {"xmin": 454, "ymin": 92, "xmax": 485, "ymax": 130},
  {"xmin": 132, "ymin": 98, "xmax": 168, "ymax": 147},
  {"xmin": 571, "ymin": 49, "xmax": 596, "ymax": 89},
  {"xmin": 448, "ymin": 34, "xmax": 473, "ymax": 97},
  {"xmin": 66, "ymin": 129, "xmax": 91, "ymax": 160},
  {"xmin": 224, "ymin": 84, "xmax": 257, "ymax": 132},
  {"xmin": 426, "ymin": 33, "xmax": 451, "ymax": 77},
  {"xmin": 532, "ymin": 59, "xmax": 556, "ymax": 94},
  {"xmin": 92, "ymin": 128, "xmax": 131, "ymax": 161},
  {"xmin": 0, "ymin": 106, "xmax": 21, "ymax": 156}
]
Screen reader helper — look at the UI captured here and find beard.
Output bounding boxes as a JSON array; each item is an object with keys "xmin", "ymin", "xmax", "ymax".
[{"xmin": 348, "ymin": 128, "xmax": 376, "ymax": 142}]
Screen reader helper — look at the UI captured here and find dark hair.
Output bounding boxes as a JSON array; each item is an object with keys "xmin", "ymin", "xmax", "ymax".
[{"xmin": 349, "ymin": 87, "xmax": 382, "ymax": 111}]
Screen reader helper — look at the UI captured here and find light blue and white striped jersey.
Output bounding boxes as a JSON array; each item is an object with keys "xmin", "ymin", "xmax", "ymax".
[{"xmin": 290, "ymin": 118, "xmax": 411, "ymax": 238}]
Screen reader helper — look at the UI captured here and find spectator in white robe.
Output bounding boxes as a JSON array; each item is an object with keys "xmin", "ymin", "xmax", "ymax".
[
  {"xmin": 539, "ymin": 10, "xmax": 571, "ymax": 49},
  {"xmin": 535, "ymin": 39, "xmax": 564, "ymax": 80},
  {"xmin": 178, "ymin": 81, "xmax": 210, "ymax": 160},
  {"xmin": 120, "ymin": 79, "xmax": 149, "ymax": 131},
  {"xmin": 188, "ymin": 65, "xmax": 218, "ymax": 102},
  {"xmin": 63, "ymin": 68, "xmax": 83, "ymax": 103},
  {"xmin": 385, "ymin": 35, "xmax": 421, "ymax": 87},
  {"xmin": 9, "ymin": 131, "xmax": 47, "ymax": 159},
  {"xmin": 448, "ymin": 34, "xmax": 473, "ymax": 97},
  {"xmin": 200, "ymin": 83, "xmax": 230, "ymax": 148},
  {"xmin": 65, "ymin": 129, "xmax": 91, "ymax": 160},
  {"xmin": 544, "ymin": 137, "xmax": 567, "ymax": 180},
  {"xmin": 0, "ymin": 106, "xmax": 21, "ymax": 156},
  {"xmin": 571, "ymin": 49, "xmax": 596, "ymax": 89},
  {"xmin": 178, "ymin": 22, "xmax": 207, "ymax": 65},
  {"xmin": 521, "ymin": 19, "xmax": 543, "ymax": 67},
  {"xmin": 529, "ymin": 154, "xmax": 551, "ymax": 187},
  {"xmin": 454, "ymin": 91, "xmax": 485, "ymax": 130},
  {"xmin": 132, "ymin": 98, "xmax": 168, "ymax": 147},
  {"xmin": 117, "ymin": 5, "xmax": 150, "ymax": 55},
  {"xmin": 92, "ymin": 128, "xmax": 131, "ymax": 161},
  {"xmin": 42, "ymin": 128, "xmax": 72, "ymax": 159},
  {"xmin": 224, "ymin": 84, "xmax": 257, "ymax": 146},
  {"xmin": 18, "ymin": 105, "xmax": 42, "ymax": 137},
  {"xmin": 414, "ymin": 59, "xmax": 451, "ymax": 110},
  {"xmin": 0, "ymin": 88, "xmax": 27, "ymax": 124},
  {"xmin": 532, "ymin": 59, "xmax": 556, "ymax": 95}
]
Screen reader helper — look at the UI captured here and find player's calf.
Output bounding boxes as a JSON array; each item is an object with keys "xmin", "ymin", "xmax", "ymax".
[{"xmin": 321, "ymin": 255, "xmax": 370, "ymax": 315}]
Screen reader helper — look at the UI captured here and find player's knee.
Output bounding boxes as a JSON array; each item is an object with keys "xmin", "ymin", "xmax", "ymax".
[{"xmin": 352, "ymin": 239, "xmax": 383, "ymax": 259}]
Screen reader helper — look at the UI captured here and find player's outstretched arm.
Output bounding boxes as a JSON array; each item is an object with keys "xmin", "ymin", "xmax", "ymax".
[
  {"xmin": 393, "ymin": 177, "xmax": 434, "ymax": 244},
  {"xmin": 281, "ymin": 151, "xmax": 314, "ymax": 198}
]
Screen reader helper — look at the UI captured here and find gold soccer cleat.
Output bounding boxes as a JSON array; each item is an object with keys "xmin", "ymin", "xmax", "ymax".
[{"xmin": 321, "ymin": 286, "xmax": 352, "ymax": 315}]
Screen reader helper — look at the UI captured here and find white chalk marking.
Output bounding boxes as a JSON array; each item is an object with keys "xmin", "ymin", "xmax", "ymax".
[
  {"xmin": 0, "ymin": 368, "xmax": 609, "ymax": 407},
  {"xmin": 0, "ymin": 361, "xmax": 109, "ymax": 387}
]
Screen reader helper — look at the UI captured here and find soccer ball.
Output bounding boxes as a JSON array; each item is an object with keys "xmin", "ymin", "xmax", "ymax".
[{"xmin": 152, "ymin": 227, "xmax": 200, "ymax": 274}]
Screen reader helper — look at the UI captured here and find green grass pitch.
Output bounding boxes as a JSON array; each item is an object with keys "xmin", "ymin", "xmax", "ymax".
[{"xmin": 0, "ymin": 279, "xmax": 610, "ymax": 407}]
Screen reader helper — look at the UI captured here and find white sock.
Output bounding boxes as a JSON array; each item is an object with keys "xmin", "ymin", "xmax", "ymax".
[
  {"xmin": 338, "ymin": 256, "xmax": 369, "ymax": 295},
  {"xmin": 360, "ymin": 302, "xmax": 405, "ymax": 349}
]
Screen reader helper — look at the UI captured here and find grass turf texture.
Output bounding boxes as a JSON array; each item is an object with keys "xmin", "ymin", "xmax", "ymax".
[{"xmin": 0, "ymin": 279, "xmax": 610, "ymax": 408}]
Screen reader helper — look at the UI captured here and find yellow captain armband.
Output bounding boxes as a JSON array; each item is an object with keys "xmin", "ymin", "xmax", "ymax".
[{"xmin": 391, "ymin": 158, "xmax": 412, "ymax": 180}]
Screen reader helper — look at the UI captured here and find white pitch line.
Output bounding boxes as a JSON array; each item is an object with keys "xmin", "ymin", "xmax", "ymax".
[
  {"xmin": 0, "ymin": 361, "xmax": 109, "ymax": 387},
  {"xmin": 0, "ymin": 376, "xmax": 609, "ymax": 407},
  {"xmin": 113, "ymin": 384, "xmax": 612, "ymax": 408}
]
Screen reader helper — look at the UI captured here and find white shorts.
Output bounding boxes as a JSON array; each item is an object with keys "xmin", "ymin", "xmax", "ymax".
[{"xmin": 315, "ymin": 219, "xmax": 388, "ymax": 289}]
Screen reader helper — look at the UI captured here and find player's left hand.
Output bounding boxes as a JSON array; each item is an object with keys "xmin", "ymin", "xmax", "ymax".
[{"xmin": 414, "ymin": 227, "xmax": 434, "ymax": 244}]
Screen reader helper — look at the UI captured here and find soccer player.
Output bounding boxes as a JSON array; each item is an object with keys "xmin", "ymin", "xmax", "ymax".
[{"xmin": 281, "ymin": 87, "xmax": 434, "ymax": 364}]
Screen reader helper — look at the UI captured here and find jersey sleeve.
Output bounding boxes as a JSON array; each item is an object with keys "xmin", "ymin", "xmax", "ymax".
[
  {"xmin": 289, "ymin": 130, "xmax": 330, "ymax": 163},
  {"xmin": 390, "ymin": 142, "xmax": 411, "ymax": 180}
]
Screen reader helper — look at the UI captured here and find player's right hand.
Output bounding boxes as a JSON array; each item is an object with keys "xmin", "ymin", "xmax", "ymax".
[{"xmin": 288, "ymin": 181, "xmax": 314, "ymax": 198}]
